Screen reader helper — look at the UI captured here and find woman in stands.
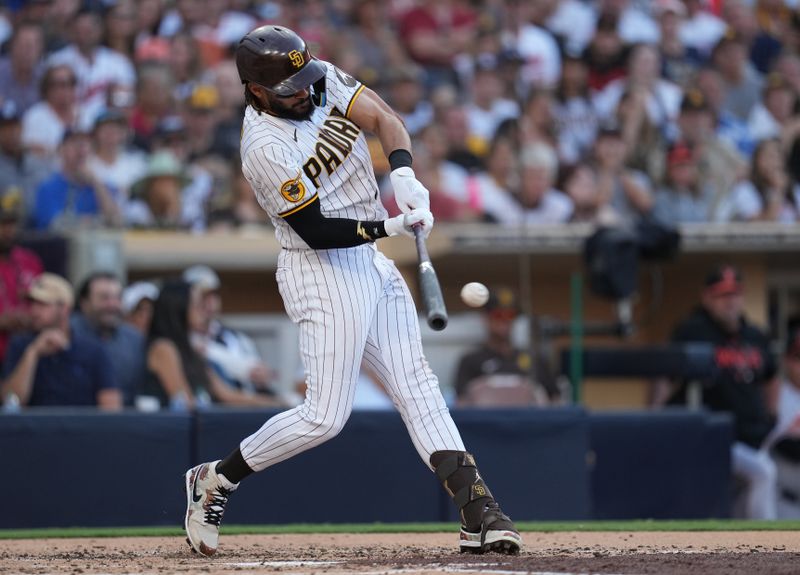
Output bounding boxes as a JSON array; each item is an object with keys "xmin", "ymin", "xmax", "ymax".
[
  {"xmin": 722, "ymin": 138, "xmax": 800, "ymax": 222},
  {"xmin": 140, "ymin": 280, "xmax": 274, "ymax": 410}
]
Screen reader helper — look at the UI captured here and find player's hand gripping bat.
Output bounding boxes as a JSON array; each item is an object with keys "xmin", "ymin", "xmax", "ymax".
[{"xmin": 412, "ymin": 224, "xmax": 448, "ymax": 331}]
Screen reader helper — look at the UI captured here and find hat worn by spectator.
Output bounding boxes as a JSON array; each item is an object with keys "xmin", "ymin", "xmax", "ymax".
[
  {"xmin": 667, "ymin": 141, "xmax": 694, "ymax": 167},
  {"xmin": 763, "ymin": 72, "xmax": 790, "ymax": 95},
  {"xmin": 60, "ymin": 126, "xmax": 90, "ymax": 146},
  {"xmin": 0, "ymin": 101, "xmax": 21, "ymax": 124},
  {"xmin": 187, "ymin": 85, "xmax": 219, "ymax": 112},
  {"xmin": 704, "ymin": 265, "xmax": 743, "ymax": 297},
  {"xmin": 28, "ymin": 273, "xmax": 74, "ymax": 308},
  {"xmin": 92, "ymin": 108, "xmax": 127, "ymax": 130},
  {"xmin": 131, "ymin": 151, "xmax": 190, "ymax": 197},
  {"xmin": 680, "ymin": 89, "xmax": 710, "ymax": 113},
  {"xmin": 121, "ymin": 281, "xmax": 160, "ymax": 315},
  {"xmin": 183, "ymin": 265, "xmax": 221, "ymax": 292},
  {"xmin": 597, "ymin": 119, "xmax": 623, "ymax": 138},
  {"xmin": 485, "ymin": 286, "xmax": 520, "ymax": 318},
  {"xmin": 155, "ymin": 115, "xmax": 187, "ymax": 139},
  {"xmin": 0, "ymin": 189, "xmax": 23, "ymax": 222}
]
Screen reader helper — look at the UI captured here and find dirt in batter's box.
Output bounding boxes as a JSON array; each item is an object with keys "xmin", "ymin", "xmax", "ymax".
[{"xmin": 2, "ymin": 532, "xmax": 800, "ymax": 575}]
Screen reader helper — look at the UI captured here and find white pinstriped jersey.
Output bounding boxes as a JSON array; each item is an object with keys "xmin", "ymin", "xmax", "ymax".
[{"xmin": 240, "ymin": 60, "xmax": 387, "ymax": 249}]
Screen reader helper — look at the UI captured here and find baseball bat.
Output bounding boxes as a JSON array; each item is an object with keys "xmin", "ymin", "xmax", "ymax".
[{"xmin": 412, "ymin": 224, "xmax": 448, "ymax": 331}]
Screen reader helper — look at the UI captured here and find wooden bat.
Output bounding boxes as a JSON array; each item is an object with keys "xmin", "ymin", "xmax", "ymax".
[{"xmin": 413, "ymin": 225, "xmax": 448, "ymax": 331}]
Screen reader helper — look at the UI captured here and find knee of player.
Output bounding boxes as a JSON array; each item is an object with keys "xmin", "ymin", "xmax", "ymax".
[{"xmin": 304, "ymin": 412, "xmax": 349, "ymax": 440}]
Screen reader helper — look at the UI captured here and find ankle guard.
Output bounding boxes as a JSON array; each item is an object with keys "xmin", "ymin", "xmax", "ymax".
[{"xmin": 431, "ymin": 451, "xmax": 493, "ymax": 530}]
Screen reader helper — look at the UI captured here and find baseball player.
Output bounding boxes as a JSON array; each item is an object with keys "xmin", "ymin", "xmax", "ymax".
[{"xmin": 183, "ymin": 25, "xmax": 522, "ymax": 557}]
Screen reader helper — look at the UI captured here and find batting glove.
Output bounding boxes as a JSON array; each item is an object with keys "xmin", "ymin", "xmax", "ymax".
[
  {"xmin": 385, "ymin": 208, "xmax": 434, "ymax": 239},
  {"xmin": 390, "ymin": 167, "xmax": 431, "ymax": 214}
]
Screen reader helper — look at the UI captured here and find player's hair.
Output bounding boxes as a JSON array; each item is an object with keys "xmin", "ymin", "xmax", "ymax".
[{"xmin": 244, "ymin": 83, "xmax": 268, "ymax": 115}]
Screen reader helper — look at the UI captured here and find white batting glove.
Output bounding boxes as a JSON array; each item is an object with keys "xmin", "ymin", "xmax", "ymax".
[
  {"xmin": 390, "ymin": 166, "xmax": 430, "ymax": 214},
  {"xmin": 384, "ymin": 208, "xmax": 434, "ymax": 239}
]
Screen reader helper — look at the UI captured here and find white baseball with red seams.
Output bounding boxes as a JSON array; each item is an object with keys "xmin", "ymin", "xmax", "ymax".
[{"xmin": 460, "ymin": 282, "xmax": 490, "ymax": 308}]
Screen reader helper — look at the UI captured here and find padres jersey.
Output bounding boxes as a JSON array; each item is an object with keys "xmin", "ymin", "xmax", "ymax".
[{"xmin": 240, "ymin": 61, "xmax": 387, "ymax": 249}]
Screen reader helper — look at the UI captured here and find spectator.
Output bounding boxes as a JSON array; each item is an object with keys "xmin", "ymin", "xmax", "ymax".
[
  {"xmin": 47, "ymin": 8, "xmax": 136, "ymax": 124},
  {"xmin": 597, "ymin": 0, "xmax": 659, "ymax": 46},
  {"xmin": 675, "ymin": 88, "xmax": 747, "ymax": 220},
  {"xmin": 662, "ymin": 265, "xmax": 778, "ymax": 519},
  {"xmin": 504, "ymin": 0, "xmax": 562, "ymax": 91},
  {"xmin": 442, "ymin": 104, "xmax": 485, "ymax": 172},
  {"xmin": 121, "ymin": 280, "xmax": 159, "ymax": 335},
  {"xmin": 594, "ymin": 43, "xmax": 683, "ymax": 143},
  {"xmin": 465, "ymin": 57, "xmax": 520, "ymax": 147},
  {"xmin": 384, "ymin": 65, "xmax": 433, "ymax": 138},
  {"xmin": 710, "ymin": 30, "xmax": 763, "ymax": 122},
  {"xmin": 513, "ymin": 142, "xmax": 574, "ymax": 224},
  {"xmin": 125, "ymin": 150, "xmax": 188, "ymax": 229},
  {"xmin": 748, "ymin": 73, "xmax": 797, "ymax": 142},
  {"xmin": 167, "ymin": 32, "xmax": 204, "ymax": 103},
  {"xmin": 0, "ymin": 101, "xmax": 50, "ymax": 219},
  {"xmin": 0, "ymin": 188, "xmax": 42, "ymax": 364},
  {"xmin": 140, "ymin": 279, "xmax": 274, "ymax": 410},
  {"xmin": 32, "ymin": 128, "xmax": 122, "ymax": 230},
  {"xmin": 1, "ymin": 273, "xmax": 121, "ymax": 410},
  {"xmin": 86, "ymin": 109, "xmax": 147, "ymax": 205},
  {"xmin": 581, "ymin": 12, "xmax": 629, "ymax": 93},
  {"xmin": 102, "ymin": 0, "xmax": 139, "ymax": 61},
  {"xmin": 0, "ymin": 21, "xmax": 45, "ymax": 115},
  {"xmin": 653, "ymin": 141, "xmax": 716, "ymax": 224},
  {"xmin": 397, "ymin": 0, "xmax": 478, "ymax": 90},
  {"xmin": 560, "ymin": 162, "xmax": 618, "ymax": 223},
  {"xmin": 591, "ymin": 122, "xmax": 654, "ymax": 223},
  {"xmin": 695, "ymin": 66, "xmax": 756, "ymax": 158},
  {"xmin": 207, "ymin": 155, "xmax": 272, "ymax": 231},
  {"xmin": 616, "ymin": 87, "xmax": 669, "ymax": 184},
  {"xmin": 20, "ymin": 64, "xmax": 80, "ymax": 160},
  {"xmin": 346, "ymin": 0, "xmax": 407, "ymax": 90},
  {"xmin": 181, "ymin": 84, "xmax": 221, "ymax": 163},
  {"xmin": 722, "ymin": 138, "xmax": 800, "ymax": 222},
  {"xmin": 71, "ymin": 272, "xmax": 147, "ymax": 408},
  {"xmin": 771, "ymin": 322, "xmax": 800, "ymax": 517},
  {"xmin": 656, "ymin": 0, "xmax": 702, "ymax": 88},
  {"xmin": 472, "ymin": 134, "xmax": 523, "ymax": 223},
  {"xmin": 552, "ymin": 50, "xmax": 598, "ymax": 165},
  {"xmin": 679, "ymin": 0, "xmax": 727, "ymax": 55},
  {"xmin": 208, "ymin": 59, "xmax": 246, "ymax": 160},
  {"xmin": 453, "ymin": 287, "xmax": 549, "ymax": 407},
  {"xmin": 182, "ymin": 265, "xmax": 285, "ymax": 405},
  {"xmin": 129, "ymin": 62, "xmax": 175, "ymax": 151}
]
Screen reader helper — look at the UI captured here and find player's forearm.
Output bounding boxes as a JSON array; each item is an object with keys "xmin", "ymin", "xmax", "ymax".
[{"xmin": 283, "ymin": 196, "xmax": 388, "ymax": 249}]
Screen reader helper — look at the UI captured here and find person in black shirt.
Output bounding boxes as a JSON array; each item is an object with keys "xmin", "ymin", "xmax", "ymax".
[
  {"xmin": 667, "ymin": 265, "xmax": 778, "ymax": 519},
  {"xmin": 453, "ymin": 287, "xmax": 548, "ymax": 406}
]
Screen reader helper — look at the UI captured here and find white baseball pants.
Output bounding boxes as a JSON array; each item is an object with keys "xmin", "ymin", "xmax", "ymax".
[{"xmin": 240, "ymin": 243, "xmax": 465, "ymax": 471}]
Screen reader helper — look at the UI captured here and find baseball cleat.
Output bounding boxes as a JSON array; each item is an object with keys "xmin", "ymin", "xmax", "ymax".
[
  {"xmin": 184, "ymin": 460, "xmax": 237, "ymax": 557},
  {"xmin": 459, "ymin": 502, "xmax": 522, "ymax": 555}
]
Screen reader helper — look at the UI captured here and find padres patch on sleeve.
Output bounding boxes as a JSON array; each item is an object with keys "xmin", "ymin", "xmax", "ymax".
[{"xmin": 280, "ymin": 178, "xmax": 307, "ymax": 203}]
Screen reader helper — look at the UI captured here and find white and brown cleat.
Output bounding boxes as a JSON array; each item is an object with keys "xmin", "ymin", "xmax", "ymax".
[{"xmin": 184, "ymin": 461, "xmax": 237, "ymax": 557}]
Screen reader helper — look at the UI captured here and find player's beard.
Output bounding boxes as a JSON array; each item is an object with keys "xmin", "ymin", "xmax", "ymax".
[{"xmin": 267, "ymin": 93, "xmax": 315, "ymax": 121}]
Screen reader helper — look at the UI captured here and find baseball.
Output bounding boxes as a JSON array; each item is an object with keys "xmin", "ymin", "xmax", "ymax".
[{"xmin": 460, "ymin": 282, "xmax": 490, "ymax": 307}]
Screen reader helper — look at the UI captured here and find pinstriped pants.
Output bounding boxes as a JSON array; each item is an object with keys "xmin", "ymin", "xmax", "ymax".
[{"xmin": 240, "ymin": 243, "xmax": 465, "ymax": 472}]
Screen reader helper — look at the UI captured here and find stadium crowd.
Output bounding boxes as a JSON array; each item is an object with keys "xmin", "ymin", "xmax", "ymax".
[{"xmin": 1, "ymin": 0, "xmax": 800, "ymax": 231}]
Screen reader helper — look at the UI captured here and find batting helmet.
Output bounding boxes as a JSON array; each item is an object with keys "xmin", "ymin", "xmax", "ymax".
[{"xmin": 236, "ymin": 25, "xmax": 327, "ymax": 97}]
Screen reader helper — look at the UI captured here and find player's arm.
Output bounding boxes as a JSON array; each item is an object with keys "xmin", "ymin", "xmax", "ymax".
[
  {"xmin": 347, "ymin": 87, "xmax": 429, "ymax": 213},
  {"xmin": 283, "ymin": 194, "xmax": 430, "ymax": 249}
]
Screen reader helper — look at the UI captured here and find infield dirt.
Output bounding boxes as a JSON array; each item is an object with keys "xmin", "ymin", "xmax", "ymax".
[{"xmin": 3, "ymin": 531, "xmax": 800, "ymax": 575}]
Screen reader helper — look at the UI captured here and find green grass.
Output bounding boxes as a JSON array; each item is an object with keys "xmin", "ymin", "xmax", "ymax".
[{"xmin": 2, "ymin": 520, "xmax": 800, "ymax": 540}]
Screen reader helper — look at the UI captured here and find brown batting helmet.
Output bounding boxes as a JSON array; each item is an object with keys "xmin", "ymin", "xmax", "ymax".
[{"xmin": 235, "ymin": 25, "xmax": 327, "ymax": 97}]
